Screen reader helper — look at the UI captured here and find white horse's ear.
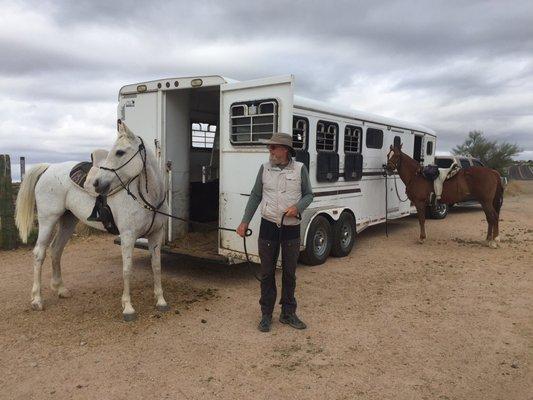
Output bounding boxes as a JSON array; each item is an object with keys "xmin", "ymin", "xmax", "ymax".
[
  {"xmin": 118, "ymin": 121, "xmax": 136, "ymax": 140},
  {"xmin": 117, "ymin": 119, "xmax": 126, "ymax": 136}
]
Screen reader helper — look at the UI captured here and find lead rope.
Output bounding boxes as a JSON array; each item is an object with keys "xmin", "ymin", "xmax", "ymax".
[{"xmin": 100, "ymin": 136, "xmax": 298, "ymax": 283}]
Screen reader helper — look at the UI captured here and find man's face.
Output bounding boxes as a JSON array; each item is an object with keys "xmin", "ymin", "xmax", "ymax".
[{"xmin": 268, "ymin": 144, "xmax": 289, "ymax": 164}]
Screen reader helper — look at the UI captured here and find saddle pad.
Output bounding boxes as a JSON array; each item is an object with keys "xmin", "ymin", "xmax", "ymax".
[{"xmin": 69, "ymin": 161, "xmax": 93, "ymax": 188}]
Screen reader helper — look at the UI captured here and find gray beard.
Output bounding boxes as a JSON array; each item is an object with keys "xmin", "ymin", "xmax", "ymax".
[{"xmin": 270, "ymin": 154, "xmax": 289, "ymax": 165}]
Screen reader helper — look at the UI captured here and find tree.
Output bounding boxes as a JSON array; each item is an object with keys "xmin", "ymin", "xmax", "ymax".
[{"xmin": 452, "ymin": 130, "xmax": 522, "ymax": 174}]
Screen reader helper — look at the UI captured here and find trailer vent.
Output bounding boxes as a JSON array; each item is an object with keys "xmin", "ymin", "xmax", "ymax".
[{"xmin": 230, "ymin": 99, "xmax": 278, "ymax": 144}]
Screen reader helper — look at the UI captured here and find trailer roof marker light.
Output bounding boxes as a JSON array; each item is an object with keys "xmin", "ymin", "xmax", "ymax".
[
  {"xmin": 174, "ymin": 81, "xmax": 179, "ymax": 87},
  {"xmin": 157, "ymin": 83, "xmax": 162, "ymax": 89},
  {"xmin": 166, "ymin": 82, "xmax": 170, "ymax": 88},
  {"xmin": 137, "ymin": 84, "xmax": 147, "ymax": 93},
  {"xmin": 191, "ymin": 79, "xmax": 203, "ymax": 87}
]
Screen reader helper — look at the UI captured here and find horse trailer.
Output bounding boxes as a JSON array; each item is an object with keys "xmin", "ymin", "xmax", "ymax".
[{"xmin": 117, "ymin": 75, "xmax": 437, "ymax": 265}]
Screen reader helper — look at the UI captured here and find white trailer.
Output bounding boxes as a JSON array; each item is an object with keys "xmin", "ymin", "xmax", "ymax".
[{"xmin": 117, "ymin": 75, "xmax": 437, "ymax": 265}]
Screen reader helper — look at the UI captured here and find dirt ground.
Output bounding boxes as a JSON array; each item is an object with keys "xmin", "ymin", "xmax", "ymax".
[{"xmin": 1, "ymin": 184, "xmax": 532, "ymax": 400}]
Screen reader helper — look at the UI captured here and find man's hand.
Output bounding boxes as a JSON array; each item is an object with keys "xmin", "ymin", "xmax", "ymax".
[
  {"xmin": 284, "ymin": 205, "xmax": 299, "ymax": 218},
  {"xmin": 236, "ymin": 222, "xmax": 249, "ymax": 237}
]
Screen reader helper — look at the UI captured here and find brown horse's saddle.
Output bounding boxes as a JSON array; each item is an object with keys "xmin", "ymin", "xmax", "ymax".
[
  {"xmin": 434, "ymin": 162, "xmax": 460, "ymax": 200},
  {"xmin": 69, "ymin": 149, "xmax": 109, "ymax": 197}
]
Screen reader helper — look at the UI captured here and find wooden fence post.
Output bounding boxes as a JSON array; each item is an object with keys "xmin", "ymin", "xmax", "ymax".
[
  {"xmin": 0, "ymin": 154, "xmax": 18, "ymax": 250},
  {"xmin": 20, "ymin": 156, "xmax": 25, "ymax": 181}
]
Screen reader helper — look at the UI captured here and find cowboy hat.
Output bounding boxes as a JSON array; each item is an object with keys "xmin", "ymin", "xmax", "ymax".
[{"xmin": 261, "ymin": 132, "xmax": 296, "ymax": 157}]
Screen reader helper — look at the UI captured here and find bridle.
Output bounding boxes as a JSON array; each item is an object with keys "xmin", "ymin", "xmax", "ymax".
[
  {"xmin": 386, "ymin": 148, "xmax": 401, "ymax": 172},
  {"xmin": 99, "ymin": 137, "xmax": 165, "ymax": 236}
]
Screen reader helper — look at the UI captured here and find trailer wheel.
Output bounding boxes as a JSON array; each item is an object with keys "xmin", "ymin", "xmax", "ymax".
[
  {"xmin": 331, "ymin": 212, "xmax": 356, "ymax": 257},
  {"xmin": 300, "ymin": 215, "xmax": 332, "ymax": 266}
]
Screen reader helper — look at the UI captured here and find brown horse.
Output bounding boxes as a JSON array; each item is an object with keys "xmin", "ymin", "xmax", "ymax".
[{"xmin": 386, "ymin": 144, "xmax": 504, "ymax": 248}]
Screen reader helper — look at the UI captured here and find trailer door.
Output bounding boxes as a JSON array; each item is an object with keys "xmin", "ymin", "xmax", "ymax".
[
  {"xmin": 118, "ymin": 92, "xmax": 162, "ymax": 162},
  {"xmin": 218, "ymin": 75, "xmax": 294, "ymax": 262}
]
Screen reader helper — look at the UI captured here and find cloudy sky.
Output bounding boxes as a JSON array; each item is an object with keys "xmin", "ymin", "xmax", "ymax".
[{"xmin": 1, "ymin": 0, "xmax": 532, "ymax": 180}]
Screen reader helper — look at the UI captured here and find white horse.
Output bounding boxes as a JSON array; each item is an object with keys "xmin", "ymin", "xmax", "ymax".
[{"xmin": 15, "ymin": 121, "xmax": 169, "ymax": 321}]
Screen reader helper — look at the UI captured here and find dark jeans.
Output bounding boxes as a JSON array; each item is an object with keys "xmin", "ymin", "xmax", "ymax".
[{"xmin": 258, "ymin": 219, "xmax": 300, "ymax": 316}]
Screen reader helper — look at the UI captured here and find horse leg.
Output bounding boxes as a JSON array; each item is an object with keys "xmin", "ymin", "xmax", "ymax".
[
  {"xmin": 120, "ymin": 234, "xmax": 137, "ymax": 321},
  {"xmin": 415, "ymin": 202, "xmax": 427, "ymax": 244},
  {"xmin": 481, "ymin": 201, "xmax": 498, "ymax": 249},
  {"xmin": 493, "ymin": 215, "xmax": 500, "ymax": 243},
  {"xmin": 49, "ymin": 212, "xmax": 78, "ymax": 298},
  {"xmin": 31, "ymin": 214, "xmax": 61, "ymax": 310},
  {"xmin": 148, "ymin": 227, "xmax": 169, "ymax": 312}
]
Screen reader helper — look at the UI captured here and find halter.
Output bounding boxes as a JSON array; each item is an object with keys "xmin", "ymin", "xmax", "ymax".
[
  {"xmin": 386, "ymin": 148, "xmax": 402, "ymax": 172},
  {"xmin": 99, "ymin": 137, "xmax": 165, "ymax": 236}
]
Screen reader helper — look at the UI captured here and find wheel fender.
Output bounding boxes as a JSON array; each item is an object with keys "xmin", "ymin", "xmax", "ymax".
[{"xmin": 300, "ymin": 207, "xmax": 348, "ymax": 249}]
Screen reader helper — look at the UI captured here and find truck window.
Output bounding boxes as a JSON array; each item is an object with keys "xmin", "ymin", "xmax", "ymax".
[
  {"xmin": 230, "ymin": 99, "xmax": 278, "ymax": 143},
  {"xmin": 459, "ymin": 158, "xmax": 471, "ymax": 169},
  {"xmin": 472, "ymin": 159, "xmax": 484, "ymax": 167},
  {"xmin": 436, "ymin": 158, "xmax": 453, "ymax": 168}
]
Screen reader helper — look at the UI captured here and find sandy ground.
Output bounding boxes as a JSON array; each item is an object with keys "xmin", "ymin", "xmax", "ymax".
[{"xmin": 1, "ymin": 184, "xmax": 532, "ymax": 400}]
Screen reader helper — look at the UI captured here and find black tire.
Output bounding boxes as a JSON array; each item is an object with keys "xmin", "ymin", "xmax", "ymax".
[
  {"xmin": 299, "ymin": 215, "xmax": 332, "ymax": 266},
  {"xmin": 428, "ymin": 203, "xmax": 449, "ymax": 219},
  {"xmin": 331, "ymin": 212, "xmax": 356, "ymax": 257}
]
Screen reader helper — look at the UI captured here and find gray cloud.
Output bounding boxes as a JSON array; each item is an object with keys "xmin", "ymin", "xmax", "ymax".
[{"xmin": 1, "ymin": 0, "xmax": 532, "ymax": 173}]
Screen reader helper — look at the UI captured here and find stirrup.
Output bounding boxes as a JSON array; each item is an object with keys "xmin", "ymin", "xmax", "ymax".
[{"xmin": 87, "ymin": 195, "xmax": 104, "ymax": 222}]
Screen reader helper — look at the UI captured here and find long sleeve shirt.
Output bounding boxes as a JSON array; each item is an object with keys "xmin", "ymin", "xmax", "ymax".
[{"xmin": 241, "ymin": 163, "xmax": 314, "ymax": 224}]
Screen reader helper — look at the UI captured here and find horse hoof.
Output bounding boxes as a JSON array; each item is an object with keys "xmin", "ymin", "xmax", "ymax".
[
  {"xmin": 123, "ymin": 312, "xmax": 137, "ymax": 322},
  {"xmin": 418, "ymin": 239, "xmax": 425, "ymax": 244},
  {"xmin": 31, "ymin": 301, "xmax": 43, "ymax": 311},
  {"xmin": 488, "ymin": 241, "xmax": 498, "ymax": 249},
  {"xmin": 58, "ymin": 288, "xmax": 71, "ymax": 298},
  {"xmin": 494, "ymin": 236, "xmax": 501, "ymax": 242},
  {"xmin": 156, "ymin": 304, "xmax": 171, "ymax": 312}
]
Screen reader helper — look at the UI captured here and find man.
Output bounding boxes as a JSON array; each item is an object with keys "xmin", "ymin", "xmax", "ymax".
[{"xmin": 236, "ymin": 132, "xmax": 313, "ymax": 332}]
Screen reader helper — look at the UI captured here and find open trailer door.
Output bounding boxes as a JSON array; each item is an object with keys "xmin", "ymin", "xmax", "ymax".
[{"xmin": 218, "ymin": 75, "xmax": 294, "ymax": 263}]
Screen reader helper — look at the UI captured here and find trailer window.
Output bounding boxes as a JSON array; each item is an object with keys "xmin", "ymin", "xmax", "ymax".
[
  {"xmin": 230, "ymin": 99, "xmax": 278, "ymax": 144},
  {"xmin": 316, "ymin": 120, "xmax": 338, "ymax": 152},
  {"xmin": 293, "ymin": 116, "xmax": 308, "ymax": 150},
  {"xmin": 426, "ymin": 141, "xmax": 433, "ymax": 155},
  {"xmin": 366, "ymin": 128, "xmax": 383, "ymax": 149},
  {"xmin": 191, "ymin": 123, "xmax": 216, "ymax": 149},
  {"xmin": 393, "ymin": 136, "xmax": 401, "ymax": 149},
  {"xmin": 344, "ymin": 125, "xmax": 361, "ymax": 153}
]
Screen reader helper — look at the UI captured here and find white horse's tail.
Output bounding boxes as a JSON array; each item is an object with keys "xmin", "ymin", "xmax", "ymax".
[{"xmin": 15, "ymin": 164, "xmax": 49, "ymax": 243}]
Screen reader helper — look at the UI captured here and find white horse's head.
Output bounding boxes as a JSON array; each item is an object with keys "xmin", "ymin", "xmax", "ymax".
[{"xmin": 93, "ymin": 120, "xmax": 145, "ymax": 195}]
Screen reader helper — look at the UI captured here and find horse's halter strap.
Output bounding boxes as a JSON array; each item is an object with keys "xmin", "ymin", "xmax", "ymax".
[
  {"xmin": 99, "ymin": 137, "xmax": 165, "ymax": 237},
  {"xmin": 386, "ymin": 149, "xmax": 401, "ymax": 171}
]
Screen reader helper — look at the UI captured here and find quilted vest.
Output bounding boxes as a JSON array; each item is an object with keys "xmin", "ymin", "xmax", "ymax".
[{"xmin": 260, "ymin": 160, "xmax": 303, "ymax": 226}]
